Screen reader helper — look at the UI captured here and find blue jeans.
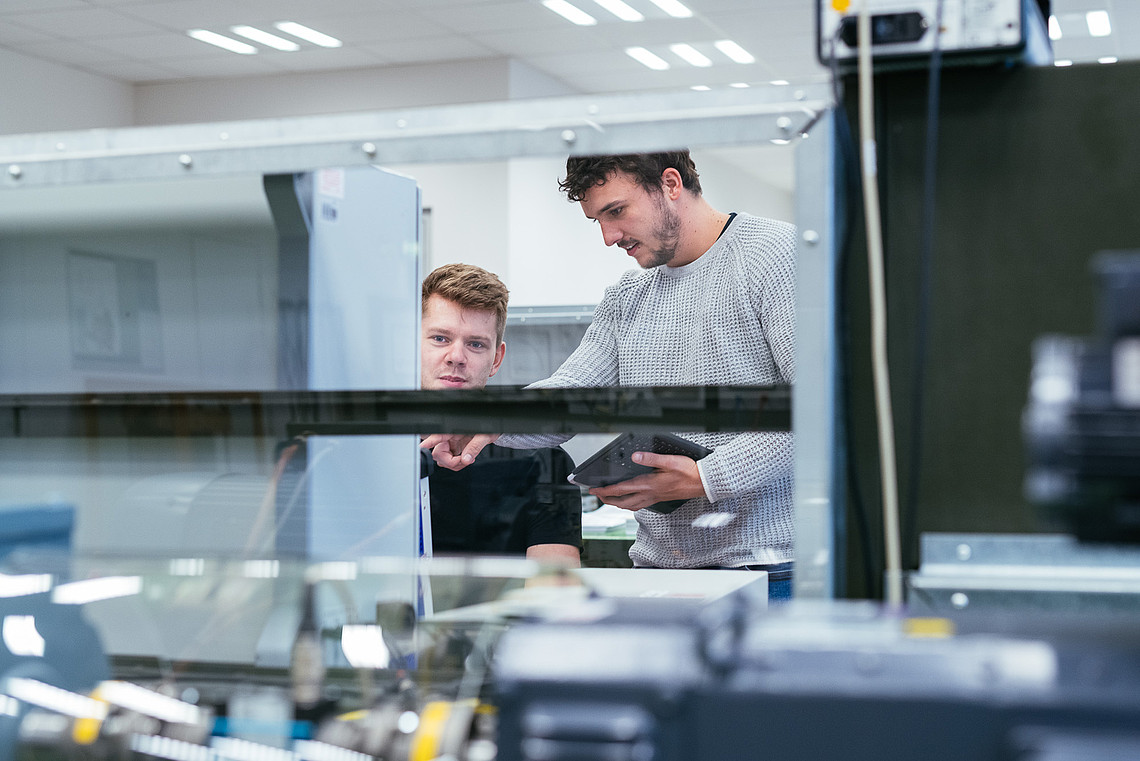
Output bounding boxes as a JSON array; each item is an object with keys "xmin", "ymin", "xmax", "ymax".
[{"xmin": 702, "ymin": 562, "xmax": 794, "ymax": 602}]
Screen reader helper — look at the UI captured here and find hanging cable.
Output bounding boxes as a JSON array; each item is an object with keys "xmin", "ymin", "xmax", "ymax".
[
  {"xmin": 828, "ymin": 30, "xmax": 880, "ymax": 598},
  {"xmin": 903, "ymin": 0, "xmax": 945, "ymax": 569},
  {"xmin": 856, "ymin": 1, "xmax": 903, "ymax": 607}
]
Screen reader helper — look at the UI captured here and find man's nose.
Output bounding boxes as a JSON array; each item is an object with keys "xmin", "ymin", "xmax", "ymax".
[
  {"xmin": 599, "ymin": 221, "xmax": 623, "ymax": 247},
  {"xmin": 444, "ymin": 344, "xmax": 467, "ymax": 365}
]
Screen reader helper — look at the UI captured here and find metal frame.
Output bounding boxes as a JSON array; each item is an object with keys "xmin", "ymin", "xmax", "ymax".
[
  {"xmin": 909, "ymin": 532, "xmax": 1140, "ymax": 614},
  {"xmin": 793, "ymin": 108, "xmax": 842, "ymax": 599},
  {"xmin": 0, "ymin": 83, "xmax": 842, "ymax": 598}
]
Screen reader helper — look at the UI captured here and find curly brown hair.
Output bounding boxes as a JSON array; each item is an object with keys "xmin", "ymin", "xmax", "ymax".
[
  {"xmin": 421, "ymin": 263, "xmax": 509, "ymax": 345},
  {"xmin": 557, "ymin": 151, "xmax": 702, "ymax": 202}
]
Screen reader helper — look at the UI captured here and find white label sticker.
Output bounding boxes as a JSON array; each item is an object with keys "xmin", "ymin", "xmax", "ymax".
[
  {"xmin": 316, "ymin": 168, "xmax": 345, "ymax": 199},
  {"xmin": 1113, "ymin": 337, "xmax": 1140, "ymax": 408}
]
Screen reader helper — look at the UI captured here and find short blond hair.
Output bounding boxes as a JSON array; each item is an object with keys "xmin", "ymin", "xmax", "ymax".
[{"xmin": 421, "ymin": 263, "xmax": 509, "ymax": 345}]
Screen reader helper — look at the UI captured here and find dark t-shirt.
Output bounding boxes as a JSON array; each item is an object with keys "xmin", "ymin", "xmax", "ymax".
[{"xmin": 427, "ymin": 445, "xmax": 583, "ymax": 555}]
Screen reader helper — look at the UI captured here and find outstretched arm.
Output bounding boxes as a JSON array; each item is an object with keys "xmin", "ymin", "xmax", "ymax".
[{"xmin": 419, "ymin": 433, "xmax": 500, "ymax": 471}]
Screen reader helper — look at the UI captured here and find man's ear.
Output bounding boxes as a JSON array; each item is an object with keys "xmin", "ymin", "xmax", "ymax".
[
  {"xmin": 660, "ymin": 167, "xmax": 684, "ymax": 201},
  {"xmin": 488, "ymin": 341, "xmax": 506, "ymax": 378}
]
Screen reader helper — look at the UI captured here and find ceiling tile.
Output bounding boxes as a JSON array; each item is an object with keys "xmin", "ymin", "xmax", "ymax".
[
  {"xmin": 8, "ymin": 7, "xmax": 161, "ymax": 38},
  {"xmin": 290, "ymin": 11, "xmax": 453, "ymax": 44},
  {"xmin": 236, "ymin": 0, "xmax": 388, "ymax": 16},
  {"xmin": 590, "ymin": 17, "xmax": 720, "ymax": 46},
  {"xmin": 0, "ymin": 0, "xmax": 86, "ymax": 10},
  {"xmin": 8, "ymin": 39, "xmax": 125, "ymax": 65},
  {"xmin": 83, "ymin": 59, "xmax": 185, "ymax": 82},
  {"xmin": 359, "ymin": 35, "xmax": 498, "ymax": 64},
  {"xmin": 478, "ymin": 26, "xmax": 611, "ymax": 56},
  {"xmin": 433, "ymin": 1, "xmax": 568, "ymax": 33},
  {"xmin": 0, "ymin": 20, "xmax": 57, "ymax": 46},
  {"xmin": 114, "ymin": 0, "xmax": 257, "ymax": 30},
  {"xmin": 86, "ymin": 32, "xmax": 215, "ymax": 60}
]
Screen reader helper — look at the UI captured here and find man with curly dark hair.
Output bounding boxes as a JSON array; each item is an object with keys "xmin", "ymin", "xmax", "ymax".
[{"xmin": 423, "ymin": 152, "xmax": 795, "ymax": 595}]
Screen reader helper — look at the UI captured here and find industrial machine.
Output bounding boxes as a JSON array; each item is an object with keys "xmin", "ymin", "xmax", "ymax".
[
  {"xmin": 1023, "ymin": 252, "xmax": 1140, "ymax": 542},
  {"xmin": 816, "ymin": 0, "xmax": 1052, "ymax": 71}
]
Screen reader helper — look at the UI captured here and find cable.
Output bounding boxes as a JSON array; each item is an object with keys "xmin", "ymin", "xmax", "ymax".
[
  {"xmin": 829, "ymin": 30, "xmax": 880, "ymax": 599},
  {"xmin": 857, "ymin": 0, "xmax": 903, "ymax": 607},
  {"xmin": 902, "ymin": 0, "xmax": 945, "ymax": 569}
]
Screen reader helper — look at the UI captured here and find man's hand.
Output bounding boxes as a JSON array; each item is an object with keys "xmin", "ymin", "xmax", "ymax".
[
  {"xmin": 419, "ymin": 433, "xmax": 500, "ymax": 471},
  {"xmin": 589, "ymin": 451, "xmax": 706, "ymax": 512}
]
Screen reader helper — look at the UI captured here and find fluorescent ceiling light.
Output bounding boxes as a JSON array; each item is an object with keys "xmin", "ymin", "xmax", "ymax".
[
  {"xmin": 52, "ymin": 576, "xmax": 141, "ymax": 605},
  {"xmin": 274, "ymin": 21, "xmax": 343, "ymax": 48},
  {"xmin": 187, "ymin": 29, "xmax": 258, "ymax": 55},
  {"xmin": 341, "ymin": 625, "xmax": 391, "ymax": 669},
  {"xmin": 1054, "ymin": 59, "xmax": 1073, "ymax": 66},
  {"xmin": 670, "ymin": 43, "xmax": 712, "ymax": 67},
  {"xmin": 691, "ymin": 84, "xmax": 711, "ymax": 91},
  {"xmin": 6, "ymin": 679, "xmax": 107, "ymax": 720},
  {"xmin": 99, "ymin": 681, "xmax": 203, "ymax": 725},
  {"xmin": 3, "ymin": 616, "xmax": 45, "ymax": 657},
  {"xmin": 625, "ymin": 46, "xmax": 670, "ymax": 70},
  {"xmin": 0, "ymin": 573, "xmax": 52, "ymax": 598},
  {"xmin": 714, "ymin": 39, "xmax": 755, "ymax": 64},
  {"xmin": 731, "ymin": 82, "xmax": 752, "ymax": 88},
  {"xmin": 769, "ymin": 79, "xmax": 789, "ymax": 86},
  {"xmin": 1099, "ymin": 56, "xmax": 1118, "ymax": 64},
  {"xmin": 1086, "ymin": 10, "xmax": 1111, "ymax": 37},
  {"xmin": 542, "ymin": 0, "xmax": 598, "ymax": 25},
  {"xmin": 231, "ymin": 25, "xmax": 301, "ymax": 51},
  {"xmin": 593, "ymin": 0, "xmax": 643, "ymax": 21},
  {"xmin": 244, "ymin": 559, "xmax": 280, "ymax": 578},
  {"xmin": 645, "ymin": 0, "xmax": 693, "ymax": 18},
  {"xmin": 1048, "ymin": 15, "xmax": 1061, "ymax": 40}
]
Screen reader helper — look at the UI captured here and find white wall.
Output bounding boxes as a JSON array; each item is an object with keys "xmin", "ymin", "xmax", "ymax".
[
  {"xmin": 135, "ymin": 58, "xmax": 523, "ymax": 126},
  {"xmin": 389, "ymin": 147, "xmax": 796, "ymax": 308},
  {"xmin": 0, "ymin": 48, "xmax": 133, "ymax": 135},
  {"xmin": 383, "ymin": 161, "xmax": 510, "ymax": 280}
]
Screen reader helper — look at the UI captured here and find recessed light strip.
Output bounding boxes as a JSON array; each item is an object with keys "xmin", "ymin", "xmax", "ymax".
[
  {"xmin": 231, "ymin": 25, "xmax": 300, "ymax": 51},
  {"xmin": 670, "ymin": 43, "xmax": 711, "ymax": 67},
  {"xmin": 187, "ymin": 29, "xmax": 258, "ymax": 55},
  {"xmin": 274, "ymin": 21, "xmax": 343, "ymax": 48},
  {"xmin": 626, "ymin": 46, "xmax": 670, "ymax": 70},
  {"xmin": 593, "ymin": 0, "xmax": 643, "ymax": 21},
  {"xmin": 645, "ymin": 0, "xmax": 693, "ymax": 18},
  {"xmin": 1086, "ymin": 9, "xmax": 1111, "ymax": 37},
  {"xmin": 543, "ymin": 0, "xmax": 598, "ymax": 25},
  {"xmin": 714, "ymin": 39, "xmax": 755, "ymax": 64}
]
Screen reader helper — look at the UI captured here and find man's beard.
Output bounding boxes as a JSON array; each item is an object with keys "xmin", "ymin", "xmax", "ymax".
[{"xmin": 641, "ymin": 195, "xmax": 682, "ymax": 268}]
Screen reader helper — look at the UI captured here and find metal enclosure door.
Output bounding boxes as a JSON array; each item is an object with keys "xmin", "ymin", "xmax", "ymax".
[{"xmin": 302, "ymin": 166, "xmax": 422, "ymax": 561}]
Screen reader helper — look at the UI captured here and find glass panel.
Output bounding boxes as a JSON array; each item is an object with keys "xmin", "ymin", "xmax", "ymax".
[{"xmin": 0, "ymin": 168, "xmax": 421, "ymax": 395}]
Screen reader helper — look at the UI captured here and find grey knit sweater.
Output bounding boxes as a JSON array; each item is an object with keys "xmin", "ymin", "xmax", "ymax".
[{"xmin": 500, "ymin": 213, "xmax": 797, "ymax": 568}]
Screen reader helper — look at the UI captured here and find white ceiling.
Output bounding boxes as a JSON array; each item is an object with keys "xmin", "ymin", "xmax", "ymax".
[{"xmin": 0, "ymin": 0, "xmax": 1134, "ymax": 95}]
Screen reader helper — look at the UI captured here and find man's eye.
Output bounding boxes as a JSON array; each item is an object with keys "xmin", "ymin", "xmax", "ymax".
[
  {"xmin": 430, "ymin": 335, "xmax": 447, "ymax": 343},
  {"xmin": 469, "ymin": 342, "xmax": 485, "ymax": 350}
]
